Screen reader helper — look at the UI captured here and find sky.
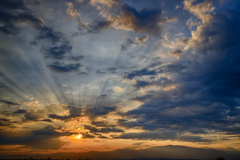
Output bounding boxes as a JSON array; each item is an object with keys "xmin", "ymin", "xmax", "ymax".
[{"xmin": 0, "ymin": 0, "xmax": 240, "ymax": 159}]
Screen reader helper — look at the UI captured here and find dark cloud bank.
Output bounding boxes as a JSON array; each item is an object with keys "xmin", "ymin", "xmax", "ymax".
[{"xmin": 119, "ymin": 8, "xmax": 240, "ymax": 142}]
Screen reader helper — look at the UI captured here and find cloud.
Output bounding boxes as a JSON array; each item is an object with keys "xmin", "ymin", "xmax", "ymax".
[
  {"xmin": 83, "ymin": 125, "xmax": 99, "ymax": 133},
  {"xmin": 40, "ymin": 118, "xmax": 53, "ymax": 122},
  {"xmin": 90, "ymin": 0, "xmax": 119, "ymax": 8},
  {"xmin": 185, "ymin": 9, "xmax": 240, "ymax": 53},
  {"xmin": 87, "ymin": 20, "xmax": 113, "ymax": 33},
  {"xmin": 111, "ymin": 4, "xmax": 175, "ymax": 35},
  {"xmin": 169, "ymin": 49, "xmax": 182, "ymax": 57},
  {"xmin": 47, "ymin": 62, "xmax": 81, "ymax": 73},
  {"xmin": 83, "ymin": 2, "xmax": 176, "ymax": 35},
  {"xmin": 116, "ymin": 130, "xmax": 210, "ymax": 142},
  {"xmin": 80, "ymin": 132, "xmax": 95, "ymax": 139},
  {"xmin": 175, "ymin": 5, "xmax": 181, "ymax": 9},
  {"xmin": 49, "ymin": 106, "xmax": 82, "ymax": 121},
  {"xmin": 36, "ymin": 26, "xmax": 64, "ymax": 43},
  {"xmin": 147, "ymin": 61, "xmax": 162, "ymax": 68},
  {"xmin": 91, "ymin": 121, "xmax": 116, "ymax": 127},
  {"xmin": 68, "ymin": 55, "xmax": 84, "ymax": 61},
  {"xmin": 118, "ymin": 7, "xmax": 240, "ymax": 140},
  {"xmin": 66, "ymin": 2, "xmax": 80, "ymax": 19},
  {"xmin": 124, "ymin": 68, "xmax": 157, "ymax": 79},
  {"xmin": 0, "ymin": 100, "xmax": 19, "ymax": 106},
  {"xmin": 30, "ymin": 41, "xmax": 37, "ymax": 46},
  {"xmin": 0, "ymin": 0, "xmax": 43, "ymax": 35},
  {"xmin": 22, "ymin": 109, "xmax": 45, "ymax": 123},
  {"xmin": 135, "ymin": 35, "xmax": 149, "ymax": 45},
  {"xmin": 0, "ymin": 118, "xmax": 12, "ymax": 126},
  {"xmin": 184, "ymin": 0, "xmax": 215, "ymax": 24},
  {"xmin": 84, "ymin": 125, "xmax": 124, "ymax": 134},
  {"xmin": 77, "ymin": 20, "xmax": 113, "ymax": 34},
  {"xmin": 100, "ymin": 94, "xmax": 107, "ymax": 98},
  {"xmin": 21, "ymin": 104, "xmax": 69, "ymax": 123},
  {"xmin": 35, "ymin": 23, "xmax": 74, "ymax": 64},
  {"xmin": 0, "ymin": 125, "xmax": 75, "ymax": 149},
  {"xmin": 121, "ymin": 44, "xmax": 127, "ymax": 51},
  {"xmin": 13, "ymin": 109, "xmax": 27, "ymax": 114},
  {"xmin": 96, "ymin": 70, "xmax": 106, "ymax": 74},
  {"xmin": 76, "ymin": 0, "xmax": 84, "ymax": 3},
  {"xmin": 114, "ymin": 86, "xmax": 124, "ymax": 92},
  {"xmin": 41, "ymin": 41, "xmax": 72, "ymax": 60},
  {"xmin": 85, "ymin": 106, "xmax": 117, "ymax": 120},
  {"xmin": 107, "ymin": 67, "xmax": 117, "ymax": 72},
  {"xmin": 133, "ymin": 77, "xmax": 173, "ymax": 89},
  {"xmin": 99, "ymin": 127, "xmax": 123, "ymax": 133}
]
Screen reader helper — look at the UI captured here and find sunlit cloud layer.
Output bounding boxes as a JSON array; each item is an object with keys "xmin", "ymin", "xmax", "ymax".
[{"xmin": 0, "ymin": 0, "xmax": 240, "ymax": 159}]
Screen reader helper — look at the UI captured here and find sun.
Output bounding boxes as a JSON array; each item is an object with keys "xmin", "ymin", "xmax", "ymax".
[{"xmin": 77, "ymin": 134, "xmax": 82, "ymax": 139}]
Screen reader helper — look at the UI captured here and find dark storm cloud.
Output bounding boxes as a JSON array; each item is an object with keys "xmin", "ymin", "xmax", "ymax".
[
  {"xmin": 0, "ymin": 125, "xmax": 75, "ymax": 149},
  {"xmin": 124, "ymin": 68, "xmax": 157, "ymax": 79},
  {"xmin": 49, "ymin": 106, "xmax": 81, "ymax": 121},
  {"xmin": 41, "ymin": 41, "xmax": 72, "ymax": 60},
  {"xmin": 85, "ymin": 106, "xmax": 117, "ymax": 120},
  {"xmin": 117, "ymin": 9, "xmax": 240, "ymax": 139},
  {"xmin": 0, "ymin": 100, "xmax": 19, "ymax": 106},
  {"xmin": 0, "ymin": 0, "xmax": 42, "ymax": 35},
  {"xmin": 84, "ymin": 125, "xmax": 124, "ymax": 134},
  {"xmin": 47, "ymin": 62, "xmax": 81, "ymax": 73}
]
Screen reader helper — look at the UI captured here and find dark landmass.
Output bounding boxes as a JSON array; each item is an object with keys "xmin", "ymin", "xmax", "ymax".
[{"xmin": 0, "ymin": 146, "xmax": 240, "ymax": 160}]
